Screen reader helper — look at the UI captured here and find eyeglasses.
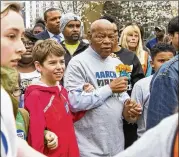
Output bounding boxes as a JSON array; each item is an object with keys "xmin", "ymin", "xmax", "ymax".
[
  {"xmin": 22, "ymin": 41, "xmax": 35, "ymax": 47},
  {"xmin": 95, "ymin": 34, "xmax": 115, "ymax": 42},
  {"xmin": 11, "ymin": 87, "xmax": 24, "ymax": 97}
]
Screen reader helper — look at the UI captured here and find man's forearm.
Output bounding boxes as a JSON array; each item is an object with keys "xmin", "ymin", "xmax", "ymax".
[{"xmin": 68, "ymin": 85, "xmax": 112, "ymax": 112}]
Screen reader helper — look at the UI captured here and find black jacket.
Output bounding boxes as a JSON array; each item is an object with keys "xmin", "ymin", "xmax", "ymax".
[
  {"xmin": 61, "ymin": 40, "xmax": 89, "ymax": 67},
  {"xmin": 115, "ymin": 48, "xmax": 145, "ymax": 148},
  {"xmin": 115, "ymin": 48, "xmax": 145, "ymax": 96}
]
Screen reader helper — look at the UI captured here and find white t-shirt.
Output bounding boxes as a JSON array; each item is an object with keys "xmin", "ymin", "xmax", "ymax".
[
  {"xmin": 19, "ymin": 70, "xmax": 41, "ymax": 108},
  {"xmin": 1, "ymin": 87, "xmax": 17, "ymax": 157},
  {"xmin": 20, "ymin": 70, "xmax": 41, "ymax": 91}
]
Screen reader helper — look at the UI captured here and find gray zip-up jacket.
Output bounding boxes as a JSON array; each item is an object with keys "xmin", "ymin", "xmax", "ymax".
[
  {"xmin": 114, "ymin": 113, "xmax": 178, "ymax": 157},
  {"xmin": 64, "ymin": 46, "xmax": 130, "ymax": 157}
]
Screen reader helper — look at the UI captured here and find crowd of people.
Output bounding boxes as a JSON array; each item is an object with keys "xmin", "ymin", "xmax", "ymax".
[{"xmin": 1, "ymin": 1, "xmax": 178, "ymax": 157}]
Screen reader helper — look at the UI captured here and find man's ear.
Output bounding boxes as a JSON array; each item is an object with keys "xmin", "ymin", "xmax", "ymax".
[{"xmin": 34, "ymin": 61, "xmax": 42, "ymax": 73}]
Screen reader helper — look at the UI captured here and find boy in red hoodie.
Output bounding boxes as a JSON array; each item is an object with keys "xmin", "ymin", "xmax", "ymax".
[{"xmin": 24, "ymin": 39, "xmax": 79, "ymax": 157}]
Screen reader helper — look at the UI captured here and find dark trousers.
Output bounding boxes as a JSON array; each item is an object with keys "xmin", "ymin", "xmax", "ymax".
[{"xmin": 123, "ymin": 119, "xmax": 138, "ymax": 149}]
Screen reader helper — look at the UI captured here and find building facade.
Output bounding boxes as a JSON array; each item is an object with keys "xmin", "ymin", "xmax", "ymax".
[{"xmin": 23, "ymin": 1, "xmax": 61, "ymax": 28}]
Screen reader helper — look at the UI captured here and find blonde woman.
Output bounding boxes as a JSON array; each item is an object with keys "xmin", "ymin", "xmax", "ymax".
[{"xmin": 119, "ymin": 24, "xmax": 152, "ymax": 76}]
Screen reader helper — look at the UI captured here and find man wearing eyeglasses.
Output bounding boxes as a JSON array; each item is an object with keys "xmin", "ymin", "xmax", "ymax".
[{"xmin": 64, "ymin": 19, "xmax": 142, "ymax": 157}]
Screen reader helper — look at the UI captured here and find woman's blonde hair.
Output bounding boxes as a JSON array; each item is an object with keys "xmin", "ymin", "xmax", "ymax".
[
  {"xmin": 1, "ymin": 66, "xmax": 20, "ymax": 118},
  {"xmin": 119, "ymin": 24, "xmax": 145, "ymax": 65},
  {"xmin": 1, "ymin": 1, "xmax": 22, "ymax": 18}
]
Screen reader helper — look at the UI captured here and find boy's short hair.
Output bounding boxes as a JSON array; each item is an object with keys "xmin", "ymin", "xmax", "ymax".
[
  {"xmin": 32, "ymin": 39, "xmax": 66, "ymax": 65},
  {"xmin": 151, "ymin": 43, "xmax": 176, "ymax": 60},
  {"xmin": 168, "ymin": 16, "xmax": 179, "ymax": 35}
]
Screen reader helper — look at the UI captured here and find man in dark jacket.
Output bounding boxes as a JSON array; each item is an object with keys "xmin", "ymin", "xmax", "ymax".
[
  {"xmin": 146, "ymin": 25, "xmax": 166, "ymax": 51},
  {"xmin": 60, "ymin": 12, "xmax": 89, "ymax": 67},
  {"xmin": 35, "ymin": 8, "xmax": 64, "ymax": 42}
]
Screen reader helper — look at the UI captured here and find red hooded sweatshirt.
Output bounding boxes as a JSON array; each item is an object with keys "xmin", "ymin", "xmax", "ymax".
[{"xmin": 24, "ymin": 84, "xmax": 79, "ymax": 157}]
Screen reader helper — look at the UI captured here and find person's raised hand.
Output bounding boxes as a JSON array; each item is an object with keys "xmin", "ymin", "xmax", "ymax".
[{"xmin": 109, "ymin": 76, "xmax": 128, "ymax": 93}]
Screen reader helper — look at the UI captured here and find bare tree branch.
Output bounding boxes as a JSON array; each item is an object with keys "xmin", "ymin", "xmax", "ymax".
[
  {"xmin": 76, "ymin": 1, "xmax": 86, "ymax": 15},
  {"xmin": 59, "ymin": 1, "xmax": 65, "ymax": 14},
  {"xmin": 72, "ymin": 1, "xmax": 75, "ymax": 13}
]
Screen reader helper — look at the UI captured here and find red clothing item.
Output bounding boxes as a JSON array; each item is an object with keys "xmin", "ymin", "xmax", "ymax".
[{"xmin": 24, "ymin": 85, "xmax": 79, "ymax": 157}]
